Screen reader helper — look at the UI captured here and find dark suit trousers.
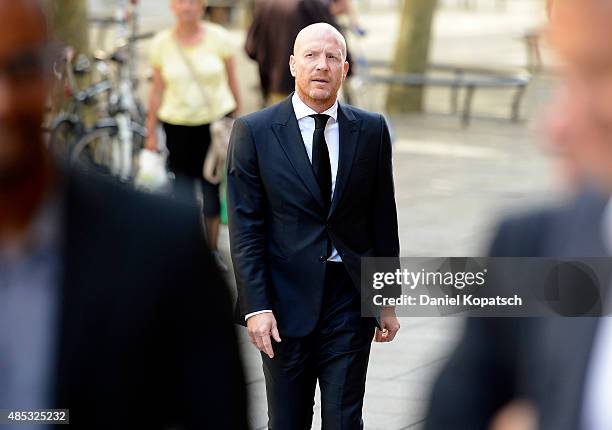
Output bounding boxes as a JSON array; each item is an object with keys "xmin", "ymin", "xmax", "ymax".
[{"xmin": 262, "ymin": 262, "xmax": 375, "ymax": 430}]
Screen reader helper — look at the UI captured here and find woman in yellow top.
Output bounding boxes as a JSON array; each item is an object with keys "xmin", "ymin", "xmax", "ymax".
[{"xmin": 146, "ymin": 0, "xmax": 240, "ymax": 270}]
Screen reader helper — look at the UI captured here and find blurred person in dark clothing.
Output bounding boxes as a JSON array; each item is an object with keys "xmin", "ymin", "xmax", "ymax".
[
  {"xmin": 0, "ymin": 1, "xmax": 247, "ymax": 428},
  {"xmin": 328, "ymin": 0, "xmax": 365, "ymax": 35},
  {"xmin": 425, "ymin": 1, "xmax": 612, "ymax": 430},
  {"xmin": 246, "ymin": 0, "xmax": 352, "ymax": 106}
]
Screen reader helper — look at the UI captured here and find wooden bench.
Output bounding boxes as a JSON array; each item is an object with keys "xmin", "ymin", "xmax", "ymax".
[{"xmin": 354, "ymin": 60, "xmax": 531, "ymax": 126}]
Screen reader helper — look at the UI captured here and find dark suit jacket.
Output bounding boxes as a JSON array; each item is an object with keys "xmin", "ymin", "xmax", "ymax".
[
  {"xmin": 245, "ymin": 0, "xmax": 352, "ymax": 97},
  {"xmin": 227, "ymin": 96, "xmax": 399, "ymax": 337},
  {"xmin": 50, "ymin": 170, "xmax": 247, "ymax": 429},
  {"xmin": 425, "ymin": 190, "xmax": 610, "ymax": 430}
]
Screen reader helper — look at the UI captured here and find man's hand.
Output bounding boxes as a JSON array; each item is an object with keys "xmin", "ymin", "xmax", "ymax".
[
  {"xmin": 374, "ymin": 307, "xmax": 400, "ymax": 342},
  {"xmin": 246, "ymin": 312, "xmax": 281, "ymax": 358}
]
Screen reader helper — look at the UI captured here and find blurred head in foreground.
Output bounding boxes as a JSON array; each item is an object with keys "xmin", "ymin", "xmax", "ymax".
[
  {"xmin": 544, "ymin": 0, "xmax": 612, "ymax": 194},
  {"xmin": 0, "ymin": 2, "xmax": 247, "ymax": 427},
  {"xmin": 0, "ymin": 0, "xmax": 48, "ymax": 180}
]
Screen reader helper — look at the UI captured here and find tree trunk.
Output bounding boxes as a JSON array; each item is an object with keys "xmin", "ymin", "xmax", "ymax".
[
  {"xmin": 45, "ymin": 0, "xmax": 90, "ymax": 55},
  {"xmin": 385, "ymin": 0, "xmax": 438, "ymax": 113},
  {"xmin": 43, "ymin": 0, "xmax": 90, "ymax": 115}
]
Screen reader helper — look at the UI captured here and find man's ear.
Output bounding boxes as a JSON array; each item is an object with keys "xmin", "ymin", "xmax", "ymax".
[
  {"xmin": 289, "ymin": 55, "xmax": 296, "ymax": 77},
  {"xmin": 343, "ymin": 61, "xmax": 349, "ymax": 81}
]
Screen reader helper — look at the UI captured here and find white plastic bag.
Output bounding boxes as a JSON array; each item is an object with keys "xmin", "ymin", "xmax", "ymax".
[{"xmin": 134, "ymin": 149, "xmax": 171, "ymax": 192}]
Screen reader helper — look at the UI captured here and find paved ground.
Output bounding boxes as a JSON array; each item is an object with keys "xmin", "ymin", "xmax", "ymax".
[{"xmin": 88, "ymin": 1, "xmax": 557, "ymax": 428}]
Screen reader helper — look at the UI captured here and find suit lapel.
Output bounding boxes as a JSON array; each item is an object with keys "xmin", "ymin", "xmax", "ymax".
[
  {"xmin": 272, "ymin": 97, "xmax": 325, "ymax": 211},
  {"xmin": 329, "ymin": 103, "xmax": 361, "ymax": 218},
  {"xmin": 540, "ymin": 318, "xmax": 600, "ymax": 430},
  {"xmin": 541, "ymin": 189, "xmax": 610, "ymax": 429},
  {"xmin": 560, "ymin": 189, "xmax": 609, "ymax": 258}
]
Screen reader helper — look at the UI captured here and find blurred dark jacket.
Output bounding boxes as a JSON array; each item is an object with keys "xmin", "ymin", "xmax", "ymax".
[
  {"xmin": 246, "ymin": 0, "xmax": 352, "ymax": 98},
  {"xmin": 425, "ymin": 190, "xmax": 609, "ymax": 430},
  {"xmin": 50, "ymin": 170, "xmax": 247, "ymax": 429}
]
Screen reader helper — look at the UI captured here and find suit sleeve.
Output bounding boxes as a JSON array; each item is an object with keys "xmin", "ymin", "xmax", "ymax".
[
  {"xmin": 423, "ymin": 218, "xmax": 545, "ymax": 429},
  {"xmin": 424, "ymin": 317, "xmax": 522, "ymax": 430},
  {"xmin": 371, "ymin": 115, "xmax": 401, "ymax": 299},
  {"xmin": 372, "ymin": 114, "xmax": 400, "ymax": 258},
  {"xmin": 163, "ymin": 209, "xmax": 248, "ymax": 429},
  {"xmin": 226, "ymin": 118, "xmax": 272, "ymax": 318},
  {"xmin": 424, "ymin": 218, "xmax": 523, "ymax": 429}
]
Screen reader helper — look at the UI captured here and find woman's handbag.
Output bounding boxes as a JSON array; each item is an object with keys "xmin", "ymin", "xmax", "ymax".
[
  {"xmin": 173, "ymin": 37, "xmax": 234, "ymax": 184},
  {"xmin": 204, "ymin": 116, "xmax": 233, "ymax": 184}
]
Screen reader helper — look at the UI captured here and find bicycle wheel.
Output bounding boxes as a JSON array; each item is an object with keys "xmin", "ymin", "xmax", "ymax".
[
  {"xmin": 70, "ymin": 126, "xmax": 117, "ymax": 176},
  {"xmin": 49, "ymin": 116, "xmax": 84, "ymax": 160},
  {"xmin": 70, "ymin": 124, "xmax": 145, "ymax": 180}
]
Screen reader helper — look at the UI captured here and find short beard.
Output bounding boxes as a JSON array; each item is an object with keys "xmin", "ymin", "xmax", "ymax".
[
  {"xmin": 0, "ymin": 128, "xmax": 46, "ymax": 191},
  {"xmin": 308, "ymin": 89, "xmax": 332, "ymax": 102}
]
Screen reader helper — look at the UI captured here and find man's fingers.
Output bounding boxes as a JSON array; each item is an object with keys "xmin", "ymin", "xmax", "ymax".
[
  {"xmin": 271, "ymin": 326, "xmax": 282, "ymax": 343},
  {"xmin": 246, "ymin": 313, "xmax": 280, "ymax": 355},
  {"xmin": 254, "ymin": 336, "xmax": 264, "ymax": 352},
  {"xmin": 249, "ymin": 330, "xmax": 261, "ymax": 348},
  {"xmin": 374, "ymin": 328, "xmax": 392, "ymax": 342},
  {"xmin": 387, "ymin": 321, "xmax": 400, "ymax": 342},
  {"xmin": 261, "ymin": 333, "xmax": 274, "ymax": 358}
]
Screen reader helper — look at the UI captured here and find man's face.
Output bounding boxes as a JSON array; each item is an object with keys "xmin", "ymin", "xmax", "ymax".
[
  {"xmin": 544, "ymin": 0, "xmax": 612, "ymax": 190},
  {"xmin": 0, "ymin": 0, "xmax": 48, "ymax": 185},
  {"xmin": 290, "ymin": 29, "xmax": 349, "ymax": 108}
]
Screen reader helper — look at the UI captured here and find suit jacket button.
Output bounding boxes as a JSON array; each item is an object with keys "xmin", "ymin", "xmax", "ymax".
[{"xmin": 319, "ymin": 256, "xmax": 326, "ymax": 262}]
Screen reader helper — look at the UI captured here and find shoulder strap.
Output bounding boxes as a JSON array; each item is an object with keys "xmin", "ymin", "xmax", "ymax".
[{"xmin": 172, "ymin": 34, "xmax": 212, "ymax": 109}]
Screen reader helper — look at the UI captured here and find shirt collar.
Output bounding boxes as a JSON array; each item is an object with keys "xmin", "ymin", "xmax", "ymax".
[{"xmin": 292, "ymin": 92, "xmax": 338, "ymax": 123}]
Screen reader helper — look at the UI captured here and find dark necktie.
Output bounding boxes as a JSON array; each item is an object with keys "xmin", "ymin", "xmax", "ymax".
[{"xmin": 310, "ymin": 114, "xmax": 332, "ymax": 211}]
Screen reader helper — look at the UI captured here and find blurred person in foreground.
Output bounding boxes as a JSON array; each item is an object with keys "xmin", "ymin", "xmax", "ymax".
[
  {"xmin": 425, "ymin": 1, "xmax": 612, "ymax": 429},
  {"xmin": 246, "ymin": 0, "xmax": 352, "ymax": 106},
  {"xmin": 146, "ymin": 0, "xmax": 241, "ymax": 271},
  {"xmin": 228, "ymin": 23, "xmax": 400, "ymax": 429},
  {"xmin": 0, "ymin": 0, "xmax": 247, "ymax": 428}
]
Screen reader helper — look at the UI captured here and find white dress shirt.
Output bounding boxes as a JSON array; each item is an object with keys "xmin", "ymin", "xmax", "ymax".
[
  {"xmin": 581, "ymin": 199, "xmax": 612, "ymax": 430},
  {"xmin": 0, "ymin": 196, "xmax": 61, "ymax": 430},
  {"xmin": 244, "ymin": 93, "xmax": 342, "ymax": 321}
]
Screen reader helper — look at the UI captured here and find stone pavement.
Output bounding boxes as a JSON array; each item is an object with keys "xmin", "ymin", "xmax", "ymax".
[
  {"xmin": 87, "ymin": 1, "xmax": 556, "ymax": 428},
  {"xmin": 222, "ymin": 110, "xmax": 561, "ymax": 428}
]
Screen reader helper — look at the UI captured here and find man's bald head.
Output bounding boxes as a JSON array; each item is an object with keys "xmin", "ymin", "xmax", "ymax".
[
  {"xmin": 289, "ymin": 22, "xmax": 349, "ymax": 112},
  {"xmin": 294, "ymin": 23, "xmax": 347, "ymax": 60},
  {"xmin": 542, "ymin": 0, "xmax": 612, "ymax": 192}
]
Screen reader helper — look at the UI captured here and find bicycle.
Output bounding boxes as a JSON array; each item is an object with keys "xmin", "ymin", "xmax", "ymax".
[
  {"xmin": 49, "ymin": 47, "xmax": 114, "ymax": 160},
  {"xmin": 69, "ymin": 43, "xmax": 147, "ymax": 180},
  {"xmin": 55, "ymin": 0, "xmax": 151, "ymax": 181}
]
